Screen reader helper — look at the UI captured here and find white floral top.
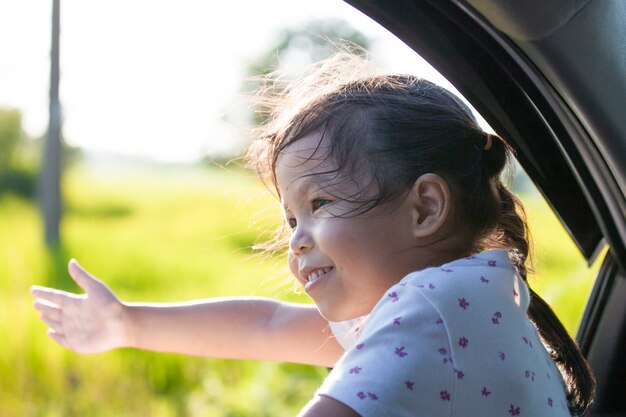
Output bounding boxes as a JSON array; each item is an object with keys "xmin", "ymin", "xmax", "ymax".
[{"xmin": 321, "ymin": 250, "xmax": 571, "ymax": 417}]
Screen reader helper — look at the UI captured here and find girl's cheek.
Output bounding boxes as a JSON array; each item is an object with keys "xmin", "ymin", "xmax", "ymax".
[
  {"xmin": 288, "ymin": 251, "xmax": 298, "ymax": 275},
  {"xmin": 319, "ymin": 219, "xmax": 354, "ymax": 249}
]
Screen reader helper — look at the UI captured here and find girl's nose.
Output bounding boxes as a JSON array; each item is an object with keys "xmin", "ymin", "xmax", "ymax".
[{"xmin": 289, "ymin": 226, "xmax": 313, "ymax": 255}]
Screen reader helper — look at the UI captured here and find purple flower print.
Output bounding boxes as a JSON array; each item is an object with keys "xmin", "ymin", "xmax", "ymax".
[
  {"xmin": 393, "ymin": 316, "xmax": 402, "ymax": 325},
  {"xmin": 456, "ymin": 370, "xmax": 465, "ymax": 379},
  {"xmin": 522, "ymin": 336, "xmax": 533, "ymax": 348},
  {"xmin": 428, "ymin": 283, "xmax": 435, "ymax": 289},
  {"xmin": 441, "ymin": 268, "xmax": 453, "ymax": 273},
  {"xmin": 436, "ymin": 318, "xmax": 444, "ymax": 324},
  {"xmin": 488, "ymin": 260, "xmax": 497, "ymax": 267},
  {"xmin": 513, "ymin": 288, "xmax": 519, "ymax": 298},
  {"xmin": 357, "ymin": 392, "xmax": 366, "ymax": 400},
  {"xmin": 440, "ymin": 390, "xmax": 451, "ymax": 401},
  {"xmin": 458, "ymin": 336, "xmax": 469, "ymax": 348},
  {"xmin": 395, "ymin": 346, "xmax": 408, "ymax": 358},
  {"xmin": 350, "ymin": 366, "xmax": 362, "ymax": 374},
  {"xmin": 481, "ymin": 387, "xmax": 491, "ymax": 397},
  {"xmin": 367, "ymin": 392, "xmax": 378, "ymax": 400},
  {"xmin": 492, "ymin": 311, "xmax": 502, "ymax": 324},
  {"xmin": 438, "ymin": 348, "xmax": 450, "ymax": 364},
  {"xmin": 405, "ymin": 381, "xmax": 414, "ymax": 390},
  {"xmin": 458, "ymin": 297, "xmax": 470, "ymax": 309},
  {"xmin": 480, "ymin": 275, "xmax": 490, "ymax": 283},
  {"xmin": 509, "ymin": 404, "xmax": 521, "ymax": 415},
  {"xmin": 356, "ymin": 343, "xmax": 364, "ymax": 350},
  {"xmin": 388, "ymin": 292, "xmax": 399, "ymax": 302},
  {"xmin": 499, "ymin": 351, "xmax": 506, "ymax": 361},
  {"xmin": 524, "ymin": 370, "xmax": 535, "ymax": 381},
  {"xmin": 548, "ymin": 397, "xmax": 553, "ymax": 407}
]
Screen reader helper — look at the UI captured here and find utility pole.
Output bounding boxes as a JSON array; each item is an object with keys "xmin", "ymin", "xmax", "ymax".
[{"xmin": 40, "ymin": 0, "xmax": 62, "ymax": 246}]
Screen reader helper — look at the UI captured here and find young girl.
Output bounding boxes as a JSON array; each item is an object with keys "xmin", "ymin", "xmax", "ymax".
[{"xmin": 31, "ymin": 53, "xmax": 594, "ymax": 416}]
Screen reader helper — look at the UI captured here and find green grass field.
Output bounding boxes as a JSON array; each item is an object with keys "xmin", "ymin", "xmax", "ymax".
[{"xmin": 0, "ymin": 163, "xmax": 601, "ymax": 416}]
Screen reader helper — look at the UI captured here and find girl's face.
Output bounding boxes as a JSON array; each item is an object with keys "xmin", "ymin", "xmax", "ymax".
[{"xmin": 275, "ymin": 132, "xmax": 424, "ymax": 322}]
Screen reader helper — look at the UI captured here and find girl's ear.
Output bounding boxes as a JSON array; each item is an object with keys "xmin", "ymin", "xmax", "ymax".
[{"xmin": 408, "ymin": 173, "xmax": 452, "ymax": 239}]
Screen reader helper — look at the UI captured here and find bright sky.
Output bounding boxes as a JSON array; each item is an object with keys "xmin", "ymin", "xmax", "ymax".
[{"xmin": 0, "ymin": 0, "xmax": 456, "ymax": 163}]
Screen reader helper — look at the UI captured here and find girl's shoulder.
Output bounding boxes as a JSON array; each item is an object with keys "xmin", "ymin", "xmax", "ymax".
[
  {"xmin": 329, "ymin": 250, "xmax": 519, "ymax": 351},
  {"xmin": 319, "ymin": 249, "xmax": 571, "ymax": 417},
  {"xmin": 379, "ymin": 249, "xmax": 535, "ymax": 366},
  {"xmin": 401, "ymin": 249, "xmax": 516, "ymax": 285},
  {"xmin": 397, "ymin": 249, "xmax": 528, "ymax": 313}
]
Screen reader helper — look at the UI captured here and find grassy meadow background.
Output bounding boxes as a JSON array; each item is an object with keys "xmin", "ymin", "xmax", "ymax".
[{"xmin": 0, "ymin": 161, "xmax": 601, "ymax": 416}]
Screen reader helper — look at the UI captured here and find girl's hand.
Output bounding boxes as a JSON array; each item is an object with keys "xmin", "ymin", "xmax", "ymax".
[{"xmin": 30, "ymin": 259, "xmax": 131, "ymax": 354}]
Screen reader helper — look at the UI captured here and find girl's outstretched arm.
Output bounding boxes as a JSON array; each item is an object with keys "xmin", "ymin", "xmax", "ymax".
[{"xmin": 31, "ymin": 260, "xmax": 343, "ymax": 367}]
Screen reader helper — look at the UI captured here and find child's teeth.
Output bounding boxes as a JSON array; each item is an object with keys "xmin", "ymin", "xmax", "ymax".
[{"xmin": 307, "ymin": 268, "xmax": 331, "ymax": 283}]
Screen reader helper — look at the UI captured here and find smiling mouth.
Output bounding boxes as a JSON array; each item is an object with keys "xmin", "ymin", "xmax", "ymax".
[{"xmin": 305, "ymin": 267, "xmax": 333, "ymax": 290}]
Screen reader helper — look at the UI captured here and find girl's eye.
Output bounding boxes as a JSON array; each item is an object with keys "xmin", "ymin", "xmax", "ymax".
[
  {"xmin": 287, "ymin": 218, "xmax": 297, "ymax": 229},
  {"xmin": 312, "ymin": 198, "xmax": 331, "ymax": 211}
]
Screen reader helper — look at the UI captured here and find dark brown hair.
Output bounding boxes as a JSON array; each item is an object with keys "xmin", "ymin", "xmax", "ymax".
[{"xmin": 248, "ymin": 52, "xmax": 594, "ymax": 414}]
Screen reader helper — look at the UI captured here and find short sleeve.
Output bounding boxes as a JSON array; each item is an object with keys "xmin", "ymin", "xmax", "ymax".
[{"xmin": 318, "ymin": 284, "xmax": 456, "ymax": 417}]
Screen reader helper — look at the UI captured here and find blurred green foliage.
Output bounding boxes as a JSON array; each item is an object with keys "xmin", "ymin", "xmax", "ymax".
[
  {"xmin": 0, "ymin": 108, "xmax": 22, "ymax": 177},
  {"xmin": 0, "ymin": 107, "xmax": 83, "ymax": 199},
  {"xmin": 0, "ymin": 108, "xmax": 39, "ymax": 198},
  {"xmin": 0, "ymin": 108, "xmax": 40, "ymax": 198},
  {"xmin": 246, "ymin": 18, "xmax": 370, "ymax": 78},
  {"xmin": 241, "ymin": 18, "xmax": 371, "ymax": 128},
  {"xmin": 0, "ymin": 163, "xmax": 600, "ymax": 416}
]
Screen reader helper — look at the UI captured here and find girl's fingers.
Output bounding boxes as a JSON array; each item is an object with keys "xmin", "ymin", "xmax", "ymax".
[
  {"xmin": 33, "ymin": 299, "xmax": 63, "ymax": 322},
  {"xmin": 30, "ymin": 286, "xmax": 76, "ymax": 306},
  {"xmin": 48, "ymin": 329, "xmax": 71, "ymax": 350},
  {"xmin": 68, "ymin": 259, "xmax": 101, "ymax": 293},
  {"xmin": 40, "ymin": 314, "xmax": 63, "ymax": 333}
]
